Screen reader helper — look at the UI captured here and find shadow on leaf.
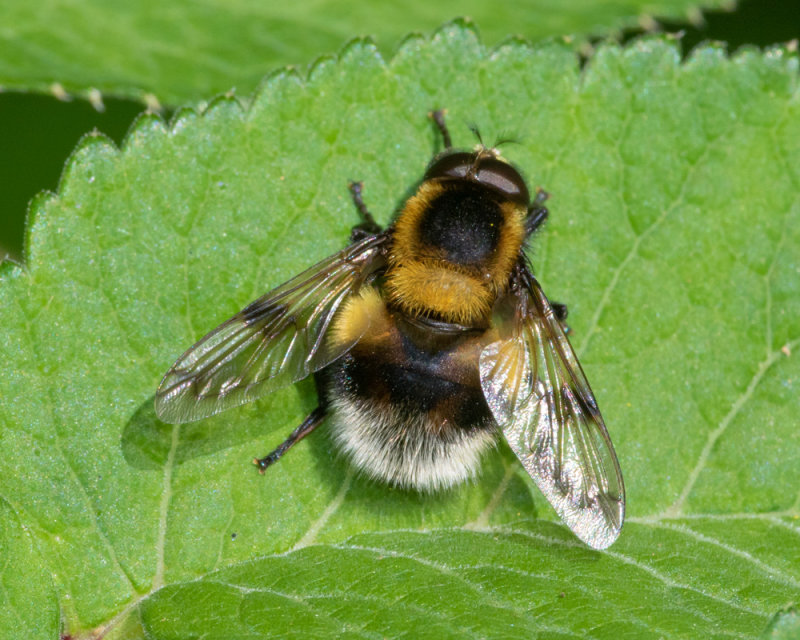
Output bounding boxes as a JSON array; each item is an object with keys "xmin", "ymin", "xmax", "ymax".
[
  {"xmin": 121, "ymin": 384, "xmax": 540, "ymax": 528},
  {"xmin": 120, "ymin": 388, "xmax": 310, "ymax": 470}
]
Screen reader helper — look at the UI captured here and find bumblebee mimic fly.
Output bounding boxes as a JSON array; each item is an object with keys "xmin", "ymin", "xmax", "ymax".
[{"xmin": 155, "ymin": 110, "xmax": 625, "ymax": 549}]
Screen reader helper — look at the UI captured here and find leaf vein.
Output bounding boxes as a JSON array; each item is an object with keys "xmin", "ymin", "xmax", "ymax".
[
  {"xmin": 478, "ymin": 526, "xmax": 766, "ymax": 618},
  {"xmin": 15, "ymin": 294, "xmax": 138, "ymax": 600},
  {"xmin": 211, "ymin": 578, "xmax": 495, "ymax": 639},
  {"xmin": 292, "ymin": 468, "xmax": 353, "ymax": 550},
  {"xmin": 465, "ymin": 462, "xmax": 516, "ymax": 530},
  {"xmin": 153, "ymin": 423, "xmax": 180, "ymax": 589},
  {"xmin": 576, "ymin": 124, "xmax": 729, "ymax": 358},
  {"xmin": 640, "ymin": 520, "xmax": 800, "ymax": 588},
  {"xmin": 666, "ymin": 335, "xmax": 800, "ymax": 516}
]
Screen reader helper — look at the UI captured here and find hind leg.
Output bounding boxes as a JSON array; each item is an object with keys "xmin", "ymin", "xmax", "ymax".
[{"xmin": 253, "ymin": 406, "xmax": 327, "ymax": 473}]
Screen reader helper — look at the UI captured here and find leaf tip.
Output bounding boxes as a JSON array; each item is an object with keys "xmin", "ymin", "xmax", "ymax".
[
  {"xmin": 307, "ymin": 53, "xmax": 339, "ymax": 83},
  {"xmin": 762, "ymin": 606, "xmax": 800, "ymax": 639},
  {"xmin": 142, "ymin": 92, "xmax": 164, "ymax": 114},
  {"xmin": 392, "ymin": 20, "xmax": 485, "ymax": 68},
  {"xmin": 637, "ymin": 13, "xmax": 660, "ymax": 33},
  {"xmin": 395, "ymin": 32, "xmax": 428, "ymax": 58},
  {"xmin": 685, "ymin": 5, "xmax": 706, "ymax": 28},
  {"xmin": 21, "ymin": 188, "xmax": 58, "ymax": 269},
  {"xmin": 200, "ymin": 93, "xmax": 246, "ymax": 122},
  {"xmin": 338, "ymin": 36, "xmax": 385, "ymax": 67},
  {"xmin": 253, "ymin": 65, "xmax": 304, "ymax": 99},
  {"xmin": 20, "ymin": 131, "xmax": 119, "ymax": 262},
  {"xmin": 167, "ymin": 106, "xmax": 201, "ymax": 134},
  {"xmin": 303, "ymin": 36, "xmax": 387, "ymax": 88},
  {"xmin": 49, "ymin": 82, "xmax": 71, "ymax": 102},
  {"xmin": 59, "ymin": 130, "xmax": 119, "ymax": 195},
  {"xmin": 87, "ymin": 88, "xmax": 105, "ymax": 113},
  {"xmin": 121, "ymin": 111, "xmax": 169, "ymax": 152},
  {"xmin": 432, "ymin": 17, "xmax": 483, "ymax": 49},
  {"xmin": 0, "ymin": 252, "xmax": 24, "ymax": 280}
]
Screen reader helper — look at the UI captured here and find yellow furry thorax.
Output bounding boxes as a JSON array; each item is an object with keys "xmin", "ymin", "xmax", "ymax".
[
  {"xmin": 385, "ymin": 179, "xmax": 528, "ymax": 325},
  {"xmin": 384, "ymin": 260, "xmax": 495, "ymax": 325}
]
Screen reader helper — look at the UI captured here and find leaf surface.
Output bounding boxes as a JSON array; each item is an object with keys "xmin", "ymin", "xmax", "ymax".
[
  {"xmin": 0, "ymin": 0, "xmax": 730, "ymax": 104},
  {"xmin": 1, "ymin": 25, "xmax": 799, "ymax": 639}
]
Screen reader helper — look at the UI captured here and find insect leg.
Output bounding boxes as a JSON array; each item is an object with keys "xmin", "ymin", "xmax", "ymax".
[
  {"xmin": 526, "ymin": 188, "xmax": 550, "ymax": 235},
  {"xmin": 548, "ymin": 301, "xmax": 570, "ymax": 333},
  {"xmin": 551, "ymin": 302, "xmax": 568, "ymax": 323},
  {"xmin": 430, "ymin": 109, "xmax": 453, "ymax": 149},
  {"xmin": 253, "ymin": 406, "xmax": 327, "ymax": 473},
  {"xmin": 348, "ymin": 181, "xmax": 383, "ymax": 240}
]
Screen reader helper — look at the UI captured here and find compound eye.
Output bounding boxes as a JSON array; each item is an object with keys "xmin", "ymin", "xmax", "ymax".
[
  {"xmin": 475, "ymin": 158, "xmax": 530, "ymax": 206},
  {"xmin": 424, "ymin": 151, "xmax": 530, "ymax": 206},
  {"xmin": 424, "ymin": 152, "xmax": 475, "ymax": 182}
]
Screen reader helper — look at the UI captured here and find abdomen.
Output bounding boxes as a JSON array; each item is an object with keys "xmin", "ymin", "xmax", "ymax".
[{"xmin": 320, "ymin": 288, "xmax": 498, "ymax": 491}]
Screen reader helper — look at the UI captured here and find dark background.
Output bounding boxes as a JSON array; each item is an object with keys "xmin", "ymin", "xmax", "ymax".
[{"xmin": 1, "ymin": 0, "xmax": 797, "ymax": 262}]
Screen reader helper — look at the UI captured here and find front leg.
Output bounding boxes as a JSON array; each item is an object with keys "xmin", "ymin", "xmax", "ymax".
[
  {"xmin": 525, "ymin": 188, "xmax": 550, "ymax": 235},
  {"xmin": 349, "ymin": 181, "xmax": 383, "ymax": 241}
]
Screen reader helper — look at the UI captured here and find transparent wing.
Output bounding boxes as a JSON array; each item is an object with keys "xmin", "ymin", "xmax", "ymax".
[
  {"xmin": 155, "ymin": 234, "xmax": 388, "ymax": 424},
  {"xmin": 479, "ymin": 268, "xmax": 625, "ymax": 549}
]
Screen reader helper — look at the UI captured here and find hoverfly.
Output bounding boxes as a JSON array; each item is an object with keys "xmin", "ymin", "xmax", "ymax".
[{"xmin": 156, "ymin": 111, "xmax": 625, "ymax": 549}]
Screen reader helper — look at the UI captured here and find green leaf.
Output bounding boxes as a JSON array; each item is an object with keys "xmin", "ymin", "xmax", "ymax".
[
  {"xmin": 2, "ymin": 24, "xmax": 799, "ymax": 639},
  {"xmin": 0, "ymin": 0, "xmax": 731, "ymax": 105},
  {"xmin": 762, "ymin": 607, "xmax": 800, "ymax": 640}
]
